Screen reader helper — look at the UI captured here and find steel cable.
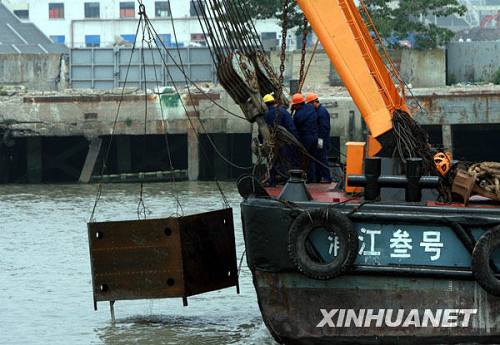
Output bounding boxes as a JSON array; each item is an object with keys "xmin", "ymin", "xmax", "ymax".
[
  {"xmin": 89, "ymin": 15, "xmax": 144, "ymax": 223},
  {"xmin": 145, "ymin": 17, "xmax": 233, "ymax": 207},
  {"xmin": 151, "ymin": 15, "xmax": 254, "ymax": 172}
]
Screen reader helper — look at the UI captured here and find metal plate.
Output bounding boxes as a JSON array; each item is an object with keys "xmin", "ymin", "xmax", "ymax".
[
  {"xmin": 179, "ymin": 208, "xmax": 238, "ymax": 296},
  {"xmin": 88, "ymin": 217, "xmax": 184, "ymax": 303},
  {"xmin": 88, "ymin": 208, "xmax": 237, "ymax": 306}
]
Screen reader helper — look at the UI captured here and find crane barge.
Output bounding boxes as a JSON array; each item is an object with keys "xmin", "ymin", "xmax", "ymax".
[
  {"xmin": 196, "ymin": 0, "xmax": 500, "ymax": 343},
  {"xmin": 85, "ymin": 1, "xmax": 500, "ymax": 344}
]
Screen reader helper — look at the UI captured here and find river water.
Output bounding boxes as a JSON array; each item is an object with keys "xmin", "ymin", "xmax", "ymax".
[{"xmin": 0, "ymin": 182, "xmax": 277, "ymax": 345}]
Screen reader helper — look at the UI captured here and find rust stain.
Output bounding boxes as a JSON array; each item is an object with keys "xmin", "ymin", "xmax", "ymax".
[
  {"xmin": 88, "ymin": 208, "xmax": 238, "ymax": 304},
  {"xmin": 184, "ymin": 92, "xmax": 221, "ymax": 107}
]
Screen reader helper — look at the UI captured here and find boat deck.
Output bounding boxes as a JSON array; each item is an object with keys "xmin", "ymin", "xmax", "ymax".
[{"xmin": 265, "ymin": 183, "xmax": 500, "ymax": 209}]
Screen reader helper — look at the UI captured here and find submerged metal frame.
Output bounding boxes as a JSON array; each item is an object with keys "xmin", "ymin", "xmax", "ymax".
[{"xmin": 88, "ymin": 208, "xmax": 238, "ymax": 311}]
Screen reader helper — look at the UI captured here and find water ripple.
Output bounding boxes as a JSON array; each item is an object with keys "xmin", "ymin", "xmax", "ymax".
[{"xmin": 0, "ymin": 182, "xmax": 276, "ymax": 345}]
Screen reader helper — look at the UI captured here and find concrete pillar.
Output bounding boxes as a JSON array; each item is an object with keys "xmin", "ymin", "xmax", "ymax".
[
  {"xmin": 187, "ymin": 127, "xmax": 199, "ymax": 181},
  {"xmin": 79, "ymin": 137, "xmax": 102, "ymax": 183},
  {"xmin": 442, "ymin": 125, "xmax": 453, "ymax": 155},
  {"xmin": 26, "ymin": 137, "xmax": 42, "ymax": 183},
  {"xmin": 116, "ymin": 136, "xmax": 131, "ymax": 173}
]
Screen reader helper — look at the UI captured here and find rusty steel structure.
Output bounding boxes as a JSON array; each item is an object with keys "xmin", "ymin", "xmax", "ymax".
[{"xmin": 88, "ymin": 208, "xmax": 238, "ymax": 309}]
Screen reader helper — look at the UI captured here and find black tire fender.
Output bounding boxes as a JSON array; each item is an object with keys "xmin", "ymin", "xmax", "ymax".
[
  {"xmin": 288, "ymin": 208, "xmax": 358, "ymax": 280},
  {"xmin": 472, "ymin": 226, "xmax": 500, "ymax": 297}
]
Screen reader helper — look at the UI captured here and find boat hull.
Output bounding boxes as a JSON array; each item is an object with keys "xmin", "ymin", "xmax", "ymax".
[
  {"xmin": 241, "ymin": 197, "xmax": 500, "ymax": 344},
  {"xmin": 254, "ymin": 271, "xmax": 500, "ymax": 345}
]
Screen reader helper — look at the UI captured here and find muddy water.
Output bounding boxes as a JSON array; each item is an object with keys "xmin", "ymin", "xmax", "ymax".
[{"xmin": 0, "ymin": 182, "xmax": 276, "ymax": 345}]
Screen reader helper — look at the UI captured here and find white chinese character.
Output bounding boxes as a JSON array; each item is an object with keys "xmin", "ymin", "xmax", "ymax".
[
  {"xmin": 390, "ymin": 229, "xmax": 413, "ymax": 258},
  {"xmin": 420, "ymin": 231, "xmax": 443, "ymax": 261},
  {"xmin": 358, "ymin": 228, "xmax": 381, "ymax": 256},
  {"xmin": 328, "ymin": 235, "xmax": 339, "ymax": 257}
]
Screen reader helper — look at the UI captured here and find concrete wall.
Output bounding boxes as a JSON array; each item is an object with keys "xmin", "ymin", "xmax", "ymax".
[
  {"xmin": 3, "ymin": 85, "xmax": 500, "ymax": 181},
  {"xmin": 0, "ymin": 53, "xmax": 68, "ymax": 91},
  {"xmin": 0, "ymin": 89, "xmax": 251, "ymax": 139},
  {"xmin": 400, "ymin": 49, "xmax": 446, "ymax": 88},
  {"xmin": 270, "ymin": 50, "xmax": 333, "ymax": 88},
  {"xmin": 447, "ymin": 41, "xmax": 500, "ymax": 84},
  {"xmin": 329, "ymin": 49, "xmax": 446, "ymax": 88}
]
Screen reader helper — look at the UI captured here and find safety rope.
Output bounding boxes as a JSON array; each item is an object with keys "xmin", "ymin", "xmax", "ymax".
[
  {"xmin": 468, "ymin": 162, "xmax": 500, "ymax": 199},
  {"xmin": 392, "ymin": 110, "xmax": 433, "ymax": 167}
]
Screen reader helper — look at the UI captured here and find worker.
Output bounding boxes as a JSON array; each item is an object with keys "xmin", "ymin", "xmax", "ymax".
[
  {"xmin": 306, "ymin": 92, "xmax": 332, "ymax": 183},
  {"xmin": 292, "ymin": 93, "xmax": 318, "ymax": 183},
  {"xmin": 261, "ymin": 93, "xmax": 298, "ymax": 186},
  {"xmin": 262, "ymin": 94, "xmax": 298, "ymax": 138}
]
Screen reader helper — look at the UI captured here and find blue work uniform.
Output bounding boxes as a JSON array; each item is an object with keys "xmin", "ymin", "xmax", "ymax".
[
  {"xmin": 261, "ymin": 105, "xmax": 299, "ymax": 185},
  {"xmin": 264, "ymin": 105, "xmax": 299, "ymax": 138},
  {"xmin": 293, "ymin": 103, "xmax": 319, "ymax": 183},
  {"xmin": 316, "ymin": 105, "xmax": 332, "ymax": 183}
]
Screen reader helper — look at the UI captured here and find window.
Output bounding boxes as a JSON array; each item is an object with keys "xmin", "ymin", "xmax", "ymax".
[
  {"xmin": 49, "ymin": 3, "xmax": 64, "ymax": 19},
  {"xmin": 295, "ymin": 32, "xmax": 313, "ymax": 49},
  {"xmin": 85, "ymin": 35, "xmax": 100, "ymax": 47},
  {"xmin": 121, "ymin": 34, "xmax": 136, "ymax": 43},
  {"xmin": 190, "ymin": 33, "xmax": 206, "ymax": 46},
  {"xmin": 189, "ymin": 1, "xmax": 203, "ymax": 17},
  {"xmin": 155, "ymin": 1, "xmax": 170, "ymax": 17},
  {"xmin": 85, "ymin": 2, "xmax": 100, "ymax": 18},
  {"xmin": 120, "ymin": 2, "xmax": 135, "ymax": 18},
  {"xmin": 261, "ymin": 32, "xmax": 277, "ymax": 40},
  {"xmin": 50, "ymin": 35, "xmax": 65, "ymax": 44},
  {"xmin": 261, "ymin": 32, "xmax": 278, "ymax": 50},
  {"xmin": 14, "ymin": 10, "xmax": 29, "ymax": 19}
]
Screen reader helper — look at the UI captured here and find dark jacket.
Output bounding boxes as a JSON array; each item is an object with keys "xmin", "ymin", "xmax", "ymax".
[
  {"xmin": 316, "ymin": 105, "xmax": 331, "ymax": 140},
  {"xmin": 264, "ymin": 105, "xmax": 298, "ymax": 138},
  {"xmin": 293, "ymin": 103, "xmax": 318, "ymax": 139}
]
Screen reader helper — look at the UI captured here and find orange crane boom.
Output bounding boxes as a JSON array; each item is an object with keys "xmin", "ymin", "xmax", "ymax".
[{"xmin": 296, "ymin": 0, "xmax": 408, "ymax": 139}]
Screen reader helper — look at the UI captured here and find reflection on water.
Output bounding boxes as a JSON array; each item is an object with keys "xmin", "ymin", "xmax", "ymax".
[{"xmin": 0, "ymin": 182, "xmax": 276, "ymax": 345}]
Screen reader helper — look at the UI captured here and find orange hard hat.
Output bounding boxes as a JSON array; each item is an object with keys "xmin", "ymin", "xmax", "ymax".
[
  {"xmin": 433, "ymin": 152, "xmax": 452, "ymax": 177},
  {"xmin": 291, "ymin": 93, "xmax": 305, "ymax": 106},
  {"xmin": 305, "ymin": 92, "xmax": 318, "ymax": 104}
]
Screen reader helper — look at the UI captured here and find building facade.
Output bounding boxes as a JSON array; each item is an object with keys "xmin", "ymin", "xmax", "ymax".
[{"xmin": 0, "ymin": 0, "xmax": 289, "ymax": 49}]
